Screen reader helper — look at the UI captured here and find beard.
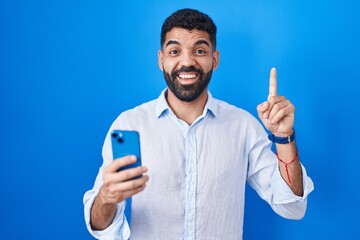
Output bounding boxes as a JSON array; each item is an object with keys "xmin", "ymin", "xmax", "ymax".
[{"xmin": 163, "ymin": 65, "xmax": 213, "ymax": 102}]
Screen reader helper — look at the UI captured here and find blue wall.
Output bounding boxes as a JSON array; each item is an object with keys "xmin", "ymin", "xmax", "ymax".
[{"xmin": 1, "ymin": 0, "xmax": 359, "ymax": 239}]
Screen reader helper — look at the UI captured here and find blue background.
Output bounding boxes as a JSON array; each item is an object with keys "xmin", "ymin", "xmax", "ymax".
[{"xmin": 1, "ymin": 0, "xmax": 359, "ymax": 239}]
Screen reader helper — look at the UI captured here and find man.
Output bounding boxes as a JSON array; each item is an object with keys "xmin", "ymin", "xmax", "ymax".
[{"xmin": 83, "ymin": 8, "xmax": 314, "ymax": 240}]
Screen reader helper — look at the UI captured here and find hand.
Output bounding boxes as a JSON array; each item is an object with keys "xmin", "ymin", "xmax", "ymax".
[
  {"xmin": 98, "ymin": 155, "xmax": 149, "ymax": 204},
  {"xmin": 257, "ymin": 68, "xmax": 295, "ymax": 136}
]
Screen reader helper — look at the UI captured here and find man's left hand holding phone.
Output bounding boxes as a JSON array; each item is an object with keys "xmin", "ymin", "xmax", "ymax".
[{"xmin": 90, "ymin": 130, "xmax": 149, "ymax": 231}]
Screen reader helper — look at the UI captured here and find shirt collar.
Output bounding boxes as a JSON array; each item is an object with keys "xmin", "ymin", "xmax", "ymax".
[
  {"xmin": 155, "ymin": 89, "xmax": 170, "ymax": 118},
  {"xmin": 155, "ymin": 88, "xmax": 218, "ymax": 118}
]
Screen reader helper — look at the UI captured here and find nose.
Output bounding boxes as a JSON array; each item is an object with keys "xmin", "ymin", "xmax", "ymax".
[{"xmin": 180, "ymin": 51, "xmax": 196, "ymax": 67}]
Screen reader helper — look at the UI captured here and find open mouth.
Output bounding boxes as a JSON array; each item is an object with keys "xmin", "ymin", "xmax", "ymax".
[
  {"xmin": 177, "ymin": 73, "xmax": 198, "ymax": 79},
  {"xmin": 177, "ymin": 73, "xmax": 199, "ymax": 84}
]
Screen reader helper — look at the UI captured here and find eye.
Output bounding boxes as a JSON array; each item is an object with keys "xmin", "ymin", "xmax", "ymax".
[
  {"xmin": 195, "ymin": 49, "xmax": 207, "ymax": 55},
  {"xmin": 169, "ymin": 49, "xmax": 179, "ymax": 56}
]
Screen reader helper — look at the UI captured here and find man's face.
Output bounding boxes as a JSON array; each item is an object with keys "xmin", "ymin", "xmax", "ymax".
[{"xmin": 158, "ymin": 27, "xmax": 219, "ymax": 102}]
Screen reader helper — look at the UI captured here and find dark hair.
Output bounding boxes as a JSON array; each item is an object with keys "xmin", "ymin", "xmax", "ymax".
[{"xmin": 160, "ymin": 8, "xmax": 217, "ymax": 50}]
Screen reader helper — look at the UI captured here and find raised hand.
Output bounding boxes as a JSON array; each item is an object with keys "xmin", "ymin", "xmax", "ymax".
[{"xmin": 257, "ymin": 68, "xmax": 295, "ymax": 136}]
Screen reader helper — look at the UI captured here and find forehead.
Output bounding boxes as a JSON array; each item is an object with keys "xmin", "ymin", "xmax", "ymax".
[{"xmin": 163, "ymin": 27, "xmax": 212, "ymax": 48}]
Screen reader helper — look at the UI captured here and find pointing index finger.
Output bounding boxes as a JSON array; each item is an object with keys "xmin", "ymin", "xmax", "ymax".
[{"xmin": 268, "ymin": 67, "xmax": 278, "ymax": 97}]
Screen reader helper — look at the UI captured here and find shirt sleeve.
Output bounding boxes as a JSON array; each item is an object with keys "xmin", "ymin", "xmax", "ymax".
[
  {"xmin": 83, "ymin": 121, "xmax": 131, "ymax": 239},
  {"xmin": 246, "ymin": 118, "xmax": 314, "ymax": 220},
  {"xmin": 270, "ymin": 161, "xmax": 314, "ymax": 219},
  {"xmin": 83, "ymin": 189, "xmax": 130, "ymax": 240}
]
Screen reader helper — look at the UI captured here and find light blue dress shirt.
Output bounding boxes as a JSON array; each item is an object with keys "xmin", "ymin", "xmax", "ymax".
[{"xmin": 83, "ymin": 89, "xmax": 314, "ymax": 240}]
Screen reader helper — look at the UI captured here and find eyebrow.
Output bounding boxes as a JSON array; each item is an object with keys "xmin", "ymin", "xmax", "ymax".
[
  {"xmin": 194, "ymin": 40, "xmax": 210, "ymax": 47},
  {"xmin": 165, "ymin": 40, "xmax": 180, "ymax": 48}
]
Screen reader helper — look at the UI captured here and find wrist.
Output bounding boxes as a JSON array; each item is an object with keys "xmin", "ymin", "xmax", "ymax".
[
  {"xmin": 268, "ymin": 128, "xmax": 295, "ymax": 144},
  {"xmin": 98, "ymin": 187, "xmax": 118, "ymax": 206},
  {"xmin": 271, "ymin": 128, "xmax": 294, "ymax": 137}
]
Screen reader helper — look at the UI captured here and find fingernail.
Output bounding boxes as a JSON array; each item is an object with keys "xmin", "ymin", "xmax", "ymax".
[{"xmin": 130, "ymin": 156, "xmax": 137, "ymax": 161}]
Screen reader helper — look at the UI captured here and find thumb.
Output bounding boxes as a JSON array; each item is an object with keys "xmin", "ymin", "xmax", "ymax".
[
  {"xmin": 257, "ymin": 101, "xmax": 269, "ymax": 113},
  {"xmin": 257, "ymin": 101, "xmax": 269, "ymax": 121}
]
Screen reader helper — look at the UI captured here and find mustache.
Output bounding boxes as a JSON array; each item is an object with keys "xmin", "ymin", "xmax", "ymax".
[{"xmin": 171, "ymin": 66, "xmax": 203, "ymax": 79}]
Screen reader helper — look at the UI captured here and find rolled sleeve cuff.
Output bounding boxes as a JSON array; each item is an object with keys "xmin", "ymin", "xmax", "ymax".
[
  {"xmin": 83, "ymin": 190, "xmax": 130, "ymax": 240},
  {"xmin": 272, "ymin": 163, "xmax": 314, "ymax": 204}
]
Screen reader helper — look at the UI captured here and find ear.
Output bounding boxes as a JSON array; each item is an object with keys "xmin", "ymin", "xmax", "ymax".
[
  {"xmin": 212, "ymin": 50, "xmax": 220, "ymax": 71},
  {"xmin": 158, "ymin": 50, "xmax": 164, "ymax": 71}
]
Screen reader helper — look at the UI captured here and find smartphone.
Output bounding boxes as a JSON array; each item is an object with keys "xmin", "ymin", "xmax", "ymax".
[{"xmin": 111, "ymin": 130, "xmax": 142, "ymax": 173}]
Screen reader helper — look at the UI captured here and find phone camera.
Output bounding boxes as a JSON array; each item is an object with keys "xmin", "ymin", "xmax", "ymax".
[{"xmin": 111, "ymin": 131, "xmax": 124, "ymax": 143}]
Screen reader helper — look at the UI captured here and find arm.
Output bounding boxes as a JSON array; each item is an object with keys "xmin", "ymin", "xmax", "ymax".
[
  {"xmin": 257, "ymin": 68, "xmax": 303, "ymax": 196},
  {"xmin": 91, "ymin": 155, "xmax": 149, "ymax": 230},
  {"xmin": 274, "ymin": 140, "xmax": 303, "ymax": 196}
]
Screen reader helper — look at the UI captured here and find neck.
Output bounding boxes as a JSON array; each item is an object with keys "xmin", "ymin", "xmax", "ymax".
[{"xmin": 166, "ymin": 89, "xmax": 208, "ymax": 126}]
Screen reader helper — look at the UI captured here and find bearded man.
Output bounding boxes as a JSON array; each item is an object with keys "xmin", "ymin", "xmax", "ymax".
[{"xmin": 84, "ymin": 8, "xmax": 314, "ymax": 240}]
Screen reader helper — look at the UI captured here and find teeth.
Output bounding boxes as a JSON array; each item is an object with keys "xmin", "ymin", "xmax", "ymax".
[{"xmin": 178, "ymin": 74, "xmax": 197, "ymax": 79}]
